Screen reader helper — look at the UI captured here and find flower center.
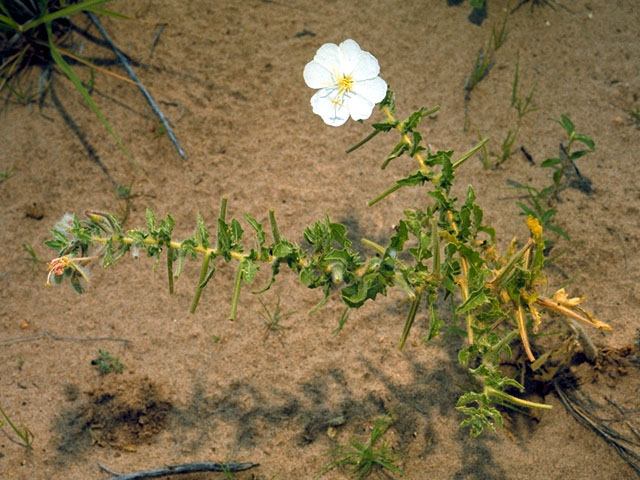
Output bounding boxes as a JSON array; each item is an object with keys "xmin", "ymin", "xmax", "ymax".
[{"xmin": 336, "ymin": 74, "xmax": 354, "ymax": 95}]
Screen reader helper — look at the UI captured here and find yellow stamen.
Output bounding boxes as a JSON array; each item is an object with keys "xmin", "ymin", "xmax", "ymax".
[{"xmin": 336, "ymin": 74, "xmax": 354, "ymax": 95}]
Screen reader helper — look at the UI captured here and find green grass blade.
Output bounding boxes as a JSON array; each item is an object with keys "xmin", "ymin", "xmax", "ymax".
[
  {"xmin": 46, "ymin": 23, "xmax": 134, "ymax": 165},
  {"xmin": 0, "ymin": 13, "xmax": 20, "ymax": 30},
  {"xmin": 22, "ymin": 0, "xmax": 114, "ymax": 32},
  {"xmin": 84, "ymin": 7, "xmax": 130, "ymax": 19}
]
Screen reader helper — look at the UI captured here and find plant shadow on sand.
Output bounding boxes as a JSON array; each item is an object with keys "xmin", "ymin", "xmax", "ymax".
[{"xmin": 51, "ymin": 324, "xmax": 512, "ymax": 478}]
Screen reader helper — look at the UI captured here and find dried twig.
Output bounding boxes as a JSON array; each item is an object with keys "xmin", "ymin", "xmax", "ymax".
[
  {"xmin": 98, "ymin": 461, "xmax": 260, "ymax": 479},
  {"xmin": 0, "ymin": 332, "xmax": 130, "ymax": 346},
  {"xmin": 553, "ymin": 380, "xmax": 640, "ymax": 474},
  {"xmin": 87, "ymin": 13, "xmax": 187, "ymax": 159}
]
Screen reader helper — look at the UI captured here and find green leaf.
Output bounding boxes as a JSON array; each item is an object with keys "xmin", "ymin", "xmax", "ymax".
[
  {"xmin": 557, "ymin": 114, "xmax": 575, "ymax": 134},
  {"xmin": 401, "ymin": 107, "xmax": 425, "ymax": 133},
  {"xmin": 573, "ymin": 133, "xmax": 595, "ymax": 150},
  {"xmin": 243, "ymin": 213, "xmax": 266, "ymax": 246},
  {"xmin": 424, "ymin": 304, "xmax": 443, "ymax": 342},
  {"xmin": 272, "ymin": 241, "xmax": 293, "ymax": 257},
  {"xmin": 146, "ymin": 208, "xmax": 156, "ymax": 231},
  {"xmin": 456, "ymin": 289, "xmax": 489, "ymax": 314},
  {"xmin": 410, "ymin": 131, "xmax": 426, "ymax": 157},
  {"xmin": 569, "ymin": 150, "xmax": 591, "ymax": 161},
  {"xmin": 195, "ymin": 212, "xmax": 209, "ymax": 248},
  {"xmin": 515, "ymin": 201, "xmax": 537, "ymax": 218},
  {"xmin": 378, "ymin": 88, "xmax": 395, "ymax": 113},
  {"xmin": 395, "ymin": 169, "xmax": 431, "ymax": 188},
  {"xmin": 341, "ymin": 273, "xmax": 387, "ymax": 308},
  {"xmin": 381, "ymin": 141, "xmax": 409, "ymax": 169},
  {"xmin": 230, "ymin": 218, "xmax": 243, "ymax": 245},
  {"xmin": 540, "ymin": 157, "xmax": 561, "ymax": 168},
  {"xmin": 372, "ymin": 121, "xmax": 397, "ymax": 132},
  {"xmin": 241, "ymin": 258, "xmax": 258, "ymax": 283},
  {"xmin": 546, "ymin": 223, "xmax": 571, "ymax": 241}
]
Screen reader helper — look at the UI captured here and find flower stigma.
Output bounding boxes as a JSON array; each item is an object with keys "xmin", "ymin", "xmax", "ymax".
[{"xmin": 337, "ymin": 73, "xmax": 354, "ymax": 96}]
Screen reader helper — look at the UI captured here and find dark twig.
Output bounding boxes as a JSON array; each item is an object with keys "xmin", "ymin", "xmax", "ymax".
[
  {"xmin": 148, "ymin": 23, "xmax": 167, "ymax": 61},
  {"xmin": 0, "ymin": 332, "xmax": 131, "ymax": 346},
  {"xmin": 98, "ymin": 461, "xmax": 260, "ymax": 479},
  {"xmin": 87, "ymin": 13, "xmax": 187, "ymax": 159}
]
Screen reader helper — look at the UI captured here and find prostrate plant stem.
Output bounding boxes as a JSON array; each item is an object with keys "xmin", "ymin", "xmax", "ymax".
[{"xmin": 44, "ymin": 89, "xmax": 610, "ymax": 438}]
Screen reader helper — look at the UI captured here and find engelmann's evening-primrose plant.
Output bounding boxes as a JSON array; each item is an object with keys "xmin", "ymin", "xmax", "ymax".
[
  {"xmin": 44, "ymin": 39, "xmax": 610, "ymax": 439},
  {"xmin": 303, "ymin": 39, "xmax": 387, "ymax": 126}
]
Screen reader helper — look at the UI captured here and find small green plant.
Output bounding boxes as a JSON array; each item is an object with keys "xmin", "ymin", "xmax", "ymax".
[
  {"xmin": 0, "ymin": 405, "xmax": 34, "ymax": 448},
  {"xmin": 464, "ymin": 4, "xmax": 509, "ymax": 128},
  {"xmin": 23, "ymin": 242, "xmax": 48, "ymax": 266},
  {"xmin": 541, "ymin": 114, "xmax": 595, "ymax": 200},
  {"xmin": 510, "ymin": 181, "xmax": 569, "ymax": 242},
  {"xmin": 511, "ymin": 115, "xmax": 594, "ymax": 248},
  {"xmin": 478, "ymin": 52, "xmax": 536, "ymax": 168},
  {"xmin": 318, "ymin": 414, "xmax": 404, "ymax": 479},
  {"xmin": 258, "ymin": 297, "xmax": 294, "ymax": 340},
  {"xmin": 91, "ymin": 349, "xmax": 123, "ymax": 375},
  {"xmin": 628, "ymin": 108, "xmax": 640, "ymax": 126},
  {"xmin": 0, "ymin": 166, "xmax": 15, "ymax": 181}
]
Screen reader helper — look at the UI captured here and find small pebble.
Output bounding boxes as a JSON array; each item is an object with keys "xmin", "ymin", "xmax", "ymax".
[{"xmin": 19, "ymin": 321, "xmax": 29, "ymax": 329}]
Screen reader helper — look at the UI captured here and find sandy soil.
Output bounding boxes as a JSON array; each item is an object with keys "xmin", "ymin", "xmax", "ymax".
[{"xmin": 1, "ymin": 1, "xmax": 640, "ymax": 479}]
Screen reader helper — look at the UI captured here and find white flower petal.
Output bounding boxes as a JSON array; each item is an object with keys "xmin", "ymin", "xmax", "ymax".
[
  {"xmin": 351, "ymin": 51, "xmax": 381, "ymax": 81},
  {"xmin": 310, "ymin": 89, "xmax": 349, "ymax": 127},
  {"xmin": 338, "ymin": 39, "xmax": 380, "ymax": 80},
  {"xmin": 303, "ymin": 61, "xmax": 333, "ymax": 89},
  {"xmin": 312, "ymin": 42, "xmax": 340, "ymax": 71},
  {"xmin": 338, "ymin": 39, "xmax": 363, "ymax": 74},
  {"xmin": 351, "ymin": 77, "xmax": 387, "ymax": 104},
  {"xmin": 346, "ymin": 93, "xmax": 375, "ymax": 121}
]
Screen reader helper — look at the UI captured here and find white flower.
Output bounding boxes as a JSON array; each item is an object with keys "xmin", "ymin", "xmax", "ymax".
[{"xmin": 303, "ymin": 39, "xmax": 387, "ymax": 127}]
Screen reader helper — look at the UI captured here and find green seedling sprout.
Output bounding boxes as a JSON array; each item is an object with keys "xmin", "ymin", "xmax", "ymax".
[
  {"xmin": 0, "ymin": 405, "xmax": 34, "ymax": 448},
  {"xmin": 0, "ymin": 166, "xmax": 15, "ymax": 181},
  {"xmin": 91, "ymin": 349, "xmax": 123, "ymax": 375},
  {"xmin": 464, "ymin": 4, "xmax": 509, "ymax": 129},
  {"xmin": 541, "ymin": 114, "xmax": 595, "ymax": 200},
  {"xmin": 480, "ymin": 51, "xmax": 537, "ymax": 168},
  {"xmin": 318, "ymin": 414, "xmax": 405, "ymax": 479},
  {"xmin": 258, "ymin": 297, "xmax": 294, "ymax": 340}
]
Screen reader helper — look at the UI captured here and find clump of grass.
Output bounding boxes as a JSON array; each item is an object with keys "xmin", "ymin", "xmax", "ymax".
[
  {"xmin": 477, "ymin": 51, "xmax": 536, "ymax": 168},
  {"xmin": 0, "ymin": 0, "xmax": 131, "ymax": 160},
  {"xmin": 258, "ymin": 297, "xmax": 294, "ymax": 340},
  {"xmin": 464, "ymin": 3, "xmax": 510, "ymax": 129},
  {"xmin": 318, "ymin": 414, "xmax": 405, "ymax": 479},
  {"xmin": 91, "ymin": 349, "xmax": 123, "ymax": 375},
  {"xmin": 0, "ymin": 405, "xmax": 34, "ymax": 448}
]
